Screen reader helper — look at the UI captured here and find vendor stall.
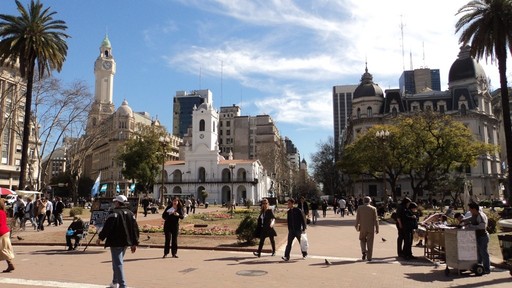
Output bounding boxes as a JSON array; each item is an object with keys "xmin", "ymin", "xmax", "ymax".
[
  {"xmin": 424, "ymin": 227, "xmax": 445, "ymax": 262},
  {"xmin": 444, "ymin": 229, "xmax": 483, "ymax": 276}
]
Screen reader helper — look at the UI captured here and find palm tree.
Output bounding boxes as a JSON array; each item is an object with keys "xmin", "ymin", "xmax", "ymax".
[
  {"xmin": 456, "ymin": 0, "xmax": 512, "ymax": 203},
  {"xmin": 0, "ymin": 0, "xmax": 69, "ymax": 189}
]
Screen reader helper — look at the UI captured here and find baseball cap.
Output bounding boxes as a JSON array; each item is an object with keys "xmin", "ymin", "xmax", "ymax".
[{"xmin": 113, "ymin": 195, "xmax": 128, "ymax": 203}]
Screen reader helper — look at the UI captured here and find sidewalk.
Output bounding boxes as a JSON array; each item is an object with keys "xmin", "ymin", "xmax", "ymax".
[{"xmin": 2, "ymin": 209, "xmax": 511, "ymax": 287}]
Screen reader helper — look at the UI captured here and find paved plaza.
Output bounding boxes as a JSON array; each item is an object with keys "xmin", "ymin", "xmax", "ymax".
[{"xmin": 1, "ymin": 211, "xmax": 511, "ymax": 288}]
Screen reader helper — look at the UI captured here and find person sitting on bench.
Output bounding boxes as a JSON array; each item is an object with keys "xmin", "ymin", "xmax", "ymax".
[{"xmin": 65, "ymin": 216, "xmax": 84, "ymax": 250}]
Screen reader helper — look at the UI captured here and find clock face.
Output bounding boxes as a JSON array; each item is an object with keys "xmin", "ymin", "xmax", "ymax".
[
  {"xmin": 199, "ymin": 134, "xmax": 204, "ymax": 139},
  {"xmin": 102, "ymin": 61, "xmax": 112, "ymax": 70}
]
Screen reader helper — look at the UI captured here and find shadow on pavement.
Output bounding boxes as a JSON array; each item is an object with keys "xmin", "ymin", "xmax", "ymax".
[
  {"xmin": 405, "ymin": 270, "xmax": 511, "ymax": 286},
  {"xmin": 30, "ymin": 248, "xmax": 105, "ymax": 255}
]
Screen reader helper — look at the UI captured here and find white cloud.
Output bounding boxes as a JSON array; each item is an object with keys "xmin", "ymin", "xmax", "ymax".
[{"xmin": 163, "ymin": 0, "xmax": 507, "ymax": 134}]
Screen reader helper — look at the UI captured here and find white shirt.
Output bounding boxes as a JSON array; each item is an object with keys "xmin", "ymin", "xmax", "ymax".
[{"xmin": 338, "ymin": 199, "xmax": 346, "ymax": 208}]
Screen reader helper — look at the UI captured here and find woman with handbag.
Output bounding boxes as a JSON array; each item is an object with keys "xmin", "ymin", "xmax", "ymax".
[
  {"xmin": 162, "ymin": 196, "xmax": 184, "ymax": 258},
  {"xmin": 253, "ymin": 198, "xmax": 277, "ymax": 257}
]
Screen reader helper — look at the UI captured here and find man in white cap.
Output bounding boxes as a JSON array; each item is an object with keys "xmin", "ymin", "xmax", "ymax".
[{"xmin": 96, "ymin": 195, "xmax": 139, "ymax": 288}]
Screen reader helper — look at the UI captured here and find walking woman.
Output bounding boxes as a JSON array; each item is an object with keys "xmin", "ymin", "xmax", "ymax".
[
  {"xmin": 162, "ymin": 196, "xmax": 184, "ymax": 258},
  {"xmin": 0, "ymin": 199, "xmax": 15, "ymax": 272},
  {"xmin": 253, "ymin": 198, "xmax": 277, "ymax": 257}
]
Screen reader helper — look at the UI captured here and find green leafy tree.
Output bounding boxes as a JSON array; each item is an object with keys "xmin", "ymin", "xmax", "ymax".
[
  {"xmin": 339, "ymin": 112, "xmax": 496, "ymax": 201},
  {"xmin": 456, "ymin": 0, "xmax": 512, "ymax": 202},
  {"xmin": 339, "ymin": 125, "xmax": 408, "ymax": 201},
  {"xmin": 118, "ymin": 128, "xmax": 167, "ymax": 194},
  {"xmin": 0, "ymin": 0, "xmax": 69, "ymax": 189}
]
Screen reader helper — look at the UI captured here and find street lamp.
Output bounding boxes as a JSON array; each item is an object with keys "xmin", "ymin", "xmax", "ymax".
[
  {"xmin": 159, "ymin": 136, "xmax": 170, "ymax": 208},
  {"xmin": 375, "ymin": 130, "xmax": 390, "ymax": 199},
  {"xmin": 229, "ymin": 163, "xmax": 236, "ymax": 215}
]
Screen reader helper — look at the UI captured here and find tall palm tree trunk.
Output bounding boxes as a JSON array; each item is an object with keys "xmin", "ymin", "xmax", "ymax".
[
  {"xmin": 497, "ymin": 48, "xmax": 512, "ymax": 203},
  {"xmin": 18, "ymin": 60, "xmax": 35, "ymax": 190}
]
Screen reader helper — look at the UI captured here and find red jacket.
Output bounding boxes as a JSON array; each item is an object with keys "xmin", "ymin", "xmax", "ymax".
[{"xmin": 0, "ymin": 210, "xmax": 10, "ymax": 237}]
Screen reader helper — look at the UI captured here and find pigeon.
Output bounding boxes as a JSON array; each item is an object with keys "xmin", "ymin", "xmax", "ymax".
[
  {"xmin": 17, "ymin": 236, "xmax": 24, "ymax": 241},
  {"xmin": 324, "ymin": 259, "xmax": 332, "ymax": 265},
  {"xmin": 381, "ymin": 238, "xmax": 387, "ymax": 242}
]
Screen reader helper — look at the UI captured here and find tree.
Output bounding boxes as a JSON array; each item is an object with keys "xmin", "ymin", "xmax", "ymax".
[
  {"xmin": 456, "ymin": 0, "xmax": 512, "ymax": 203},
  {"xmin": 118, "ymin": 128, "xmax": 167, "ymax": 194},
  {"xmin": 310, "ymin": 137, "xmax": 340, "ymax": 197},
  {"xmin": 33, "ymin": 76, "xmax": 92, "ymax": 190},
  {"xmin": 0, "ymin": 0, "xmax": 69, "ymax": 189},
  {"xmin": 339, "ymin": 125, "xmax": 408, "ymax": 201},
  {"xmin": 339, "ymin": 112, "xmax": 496, "ymax": 201}
]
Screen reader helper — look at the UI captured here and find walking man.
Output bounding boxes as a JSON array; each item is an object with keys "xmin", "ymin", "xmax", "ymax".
[
  {"xmin": 282, "ymin": 198, "xmax": 307, "ymax": 261},
  {"xmin": 355, "ymin": 196, "xmax": 379, "ymax": 261},
  {"xmin": 96, "ymin": 195, "xmax": 140, "ymax": 288}
]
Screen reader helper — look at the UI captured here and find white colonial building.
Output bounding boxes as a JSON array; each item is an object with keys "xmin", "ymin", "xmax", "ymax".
[{"xmin": 153, "ymin": 100, "xmax": 273, "ymax": 205}]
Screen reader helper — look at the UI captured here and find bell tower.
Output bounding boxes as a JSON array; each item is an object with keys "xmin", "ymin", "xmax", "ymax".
[{"xmin": 87, "ymin": 35, "xmax": 116, "ymax": 130}]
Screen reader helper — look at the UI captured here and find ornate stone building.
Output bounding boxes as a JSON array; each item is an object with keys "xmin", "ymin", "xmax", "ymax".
[{"xmin": 345, "ymin": 46, "xmax": 502, "ymax": 201}]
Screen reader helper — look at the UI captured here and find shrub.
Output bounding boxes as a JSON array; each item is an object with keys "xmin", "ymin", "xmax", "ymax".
[
  {"xmin": 486, "ymin": 210, "xmax": 500, "ymax": 234},
  {"xmin": 245, "ymin": 199, "xmax": 253, "ymax": 209},
  {"xmin": 69, "ymin": 207, "xmax": 83, "ymax": 217},
  {"xmin": 235, "ymin": 215, "xmax": 257, "ymax": 245}
]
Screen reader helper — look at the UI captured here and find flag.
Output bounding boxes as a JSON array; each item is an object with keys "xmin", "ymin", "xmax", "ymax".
[
  {"xmin": 116, "ymin": 183, "xmax": 120, "ymax": 193},
  {"xmin": 100, "ymin": 184, "xmax": 107, "ymax": 193},
  {"xmin": 91, "ymin": 172, "xmax": 101, "ymax": 198},
  {"xmin": 129, "ymin": 183, "xmax": 135, "ymax": 192}
]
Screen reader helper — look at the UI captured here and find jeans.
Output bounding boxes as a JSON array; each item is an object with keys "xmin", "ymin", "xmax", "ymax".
[
  {"xmin": 476, "ymin": 234, "xmax": 490, "ymax": 272},
  {"xmin": 110, "ymin": 247, "xmax": 127, "ymax": 288}
]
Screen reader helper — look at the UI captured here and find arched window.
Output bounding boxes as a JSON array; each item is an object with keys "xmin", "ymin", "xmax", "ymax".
[
  {"xmin": 460, "ymin": 104, "xmax": 467, "ymax": 115},
  {"xmin": 199, "ymin": 120, "xmax": 205, "ymax": 131},
  {"xmin": 357, "ymin": 108, "xmax": 361, "ymax": 119},
  {"xmin": 198, "ymin": 167, "xmax": 206, "ymax": 182},
  {"xmin": 367, "ymin": 106, "xmax": 373, "ymax": 117}
]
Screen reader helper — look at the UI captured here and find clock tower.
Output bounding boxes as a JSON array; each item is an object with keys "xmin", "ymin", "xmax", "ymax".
[
  {"xmin": 192, "ymin": 102, "xmax": 219, "ymax": 153},
  {"xmin": 87, "ymin": 35, "xmax": 116, "ymax": 130}
]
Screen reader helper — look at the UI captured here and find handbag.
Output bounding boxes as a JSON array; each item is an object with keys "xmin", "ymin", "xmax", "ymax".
[{"xmin": 300, "ymin": 233, "xmax": 309, "ymax": 253}]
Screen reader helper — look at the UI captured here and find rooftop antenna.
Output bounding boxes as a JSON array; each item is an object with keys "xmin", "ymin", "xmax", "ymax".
[
  {"xmin": 220, "ymin": 60, "xmax": 224, "ymax": 107},
  {"xmin": 409, "ymin": 50, "xmax": 413, "ymax": 70},
  {"xmin": 400, "ymin": 15, "xmax": 406, "ymax": 71},
  {"xmin": 199, "ymin": 65, "xmax": 202, "ymax": 89},
  {"xmin": 422, "ymin": 41, "xmax": 427, "ymax": 68}
]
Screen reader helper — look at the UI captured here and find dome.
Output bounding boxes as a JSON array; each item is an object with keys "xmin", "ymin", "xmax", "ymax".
[
  {"xmin": 353, "ymin": 66, "xmax": 384, "ymax": 99},
  {"xmin": 101, "ymin": 35, "xmax": 111, "ymax": 49},
  {"xmin": 117, "ymin": 100, "xmax": 133, "ymax": 117},
  {"xmin": 448, "ymin": 45, "xmax": 487, "ymax": 83}
]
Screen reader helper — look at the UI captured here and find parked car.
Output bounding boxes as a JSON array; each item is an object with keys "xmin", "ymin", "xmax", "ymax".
[{"xmin": 3, "ymin": 194, "xmax": 16, "ymax": 206}]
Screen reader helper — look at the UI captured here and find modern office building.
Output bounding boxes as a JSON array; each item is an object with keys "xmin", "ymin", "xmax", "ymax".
[
  {"xmin": 399, "ymin": 68, "xmax": 441, "ymax": 95},
  {"xmin": 173, "ymin": 89, "xmax": 212, "ymax": 138},
  {"xmin": 332, "ymin": 85, "xmax": 358, "ymax": 161}
]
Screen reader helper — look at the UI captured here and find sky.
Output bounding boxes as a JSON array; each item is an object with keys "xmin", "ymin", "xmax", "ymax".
[{"xmin": 2, "ymin": 0, "xmax": 507, "ymax": 165}]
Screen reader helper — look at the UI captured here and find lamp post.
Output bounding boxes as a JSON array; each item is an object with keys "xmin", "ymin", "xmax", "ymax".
[
  {"xmin": 375, "ymin": 129, "xmax": 390, "ymax": 199},
  {"xmin": 229, "ymin": 163, "xmax": 236, "ymax": 215},
  {"xmin": 159, "ymin": 136, "xmax": 170, "ymax": 208}
]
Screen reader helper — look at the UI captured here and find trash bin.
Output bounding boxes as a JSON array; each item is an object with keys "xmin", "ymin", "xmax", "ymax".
[{"xmin": 498, "ymin": 234, "xmax": 512, "ymax": 262}]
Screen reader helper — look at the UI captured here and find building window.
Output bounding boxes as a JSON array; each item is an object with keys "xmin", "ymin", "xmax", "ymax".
[
  {"xmin": 460, "ymin": 104, "xmax": 467, "ymax": 115},
  {"xmin": 392, "ymin": 107, "xmax": 398, "ymax": 117},
  {"xmin": 367, "ymin": 107, "xmax": 372, "ymax": 117},
  {"xmin": 439, "ymin": 105, "xmax": 445, "ymax": 114},
  {"xmin": 199, "ymin": 119, "xmax": 205, "ymax": 131},
  {"xmin": 226, "ymin": 130, "xmax": 231, "ymax": 136},
  {"xmin": 357, "ymin": 108, "xmax": 361, "ymax": 119},
  {"xmin": 226, "ymin": 121, "xmax": 231, "ymax": 127}
]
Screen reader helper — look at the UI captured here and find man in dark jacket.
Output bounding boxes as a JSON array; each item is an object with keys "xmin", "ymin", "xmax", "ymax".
[
  {"xmin": 96, "ymin": 195, "xmax": 139, "ymax": 288},
  {"xmin": 282, "ymin": 198, "xmax": 307, "ymax": 261}
]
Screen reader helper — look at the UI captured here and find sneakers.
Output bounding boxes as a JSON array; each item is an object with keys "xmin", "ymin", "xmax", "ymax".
[
  {"xmin": 281, "ymin": 256, "xmax": 289, "ymax": 261},
  {"xmin": 253, "ymin": 252, "xmax": 260, "ymax": 258},
  {"xmin": 109, "ymin": 282, "xmax": 119, "ymax": 288}
]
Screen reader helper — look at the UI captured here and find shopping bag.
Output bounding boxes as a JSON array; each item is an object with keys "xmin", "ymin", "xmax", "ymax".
[{"xmin": 300, "ymin": 233, "xmax": 309, "ymax": 253}]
